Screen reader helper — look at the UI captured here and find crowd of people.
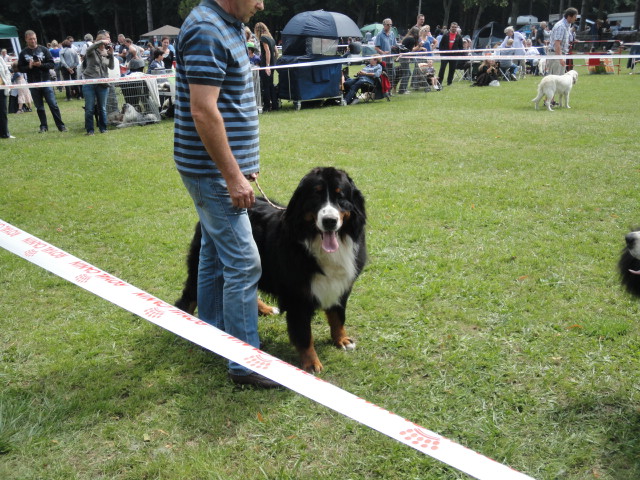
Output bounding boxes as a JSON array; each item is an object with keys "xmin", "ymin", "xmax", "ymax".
[
  {"xmin": 356, "ymin": 9, "xmax": 585, "ymax": 94},
  {"xmin": 0, "ymin": 7, "xmax": 592, "ymax": 138},
  {"xmin": 0, "ymin": 27, "xmax": 179, "ymax": 139}
]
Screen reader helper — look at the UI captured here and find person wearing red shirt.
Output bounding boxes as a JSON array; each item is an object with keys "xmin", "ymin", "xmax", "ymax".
[{"xmin": 437, "ymin": 22, "xmax": 464, "ymax": 87}]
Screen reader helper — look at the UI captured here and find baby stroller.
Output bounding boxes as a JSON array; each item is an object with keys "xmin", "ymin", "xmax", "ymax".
[{"xmin": 414, "ymin": 62, "xmax": 441, "ymax": 92}]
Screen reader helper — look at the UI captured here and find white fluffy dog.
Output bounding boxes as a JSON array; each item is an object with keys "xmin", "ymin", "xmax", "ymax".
[
  {"xmin": 537, "ymin": 58, "xmax": 546, "ymax": 75},
  {"xmin": 531, "ymin": 70, "xmax": 578, "ymax": 111}
]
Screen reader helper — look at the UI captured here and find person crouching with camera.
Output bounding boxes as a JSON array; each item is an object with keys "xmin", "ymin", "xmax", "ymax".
[
  {"xmin": 472, "ymin": 58, "xmax": 499, "ymax": 87},
  {"xmin": 82, "ymin": 33, "xmax": 114, "ymax": 135}
]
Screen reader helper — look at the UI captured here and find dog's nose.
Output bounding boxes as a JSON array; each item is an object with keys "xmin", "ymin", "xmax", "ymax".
[
  {"xmin": 322, "ymin": 217, "xmax": 338, "ymax": 231},
  {"xmin": 626, "ymin": 233, "xmax": 637, "ymax": 248}
]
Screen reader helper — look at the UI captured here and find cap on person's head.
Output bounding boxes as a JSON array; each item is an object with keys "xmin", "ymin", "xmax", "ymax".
[
  {"xmin": 84, "ymin": 33, "xmax": 93, "ymax": 42},
  {"xmin": 246, "ymin": 42, "xmax": 255, "ymax": 49}
]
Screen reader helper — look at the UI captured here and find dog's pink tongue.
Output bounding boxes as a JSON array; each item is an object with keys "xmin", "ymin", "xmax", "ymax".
[
  {"xmin": 630, "ymin": 269, "xmax": 640, "ymax": 275},
  {"xmin": 322, "ymin": 232, "xmax": 339, "ymax": 253}
]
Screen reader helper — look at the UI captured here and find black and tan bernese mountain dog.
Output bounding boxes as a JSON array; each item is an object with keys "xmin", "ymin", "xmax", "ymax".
[
  {"xmin": 175, "ymin": 167, "xmax": 367, "ymax": 373},
  {"xmin": 619, "ymin": 230, "xmax": 640, "ymax": 298}
]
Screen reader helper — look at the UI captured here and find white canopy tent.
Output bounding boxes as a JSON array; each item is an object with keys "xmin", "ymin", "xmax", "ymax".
[{"xmin": 140, "ymin": 25, "xmax": 180, "ymax": 40}]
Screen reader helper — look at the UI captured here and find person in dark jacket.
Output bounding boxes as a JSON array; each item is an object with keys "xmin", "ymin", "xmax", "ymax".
[
  {"xmin": 394, "ymin": 27, "xmax": 425, "ymax": 95},
  {"xmin": 254, "ymin": 22, "xmax": 279, "ymax": 112},
  {"xmin": 437, "ymin": 22, "xmax": 464, "ymax": 87},
  {"xmin": 18, "ymin": 30, "xmax": 67, "ymax": 133}
]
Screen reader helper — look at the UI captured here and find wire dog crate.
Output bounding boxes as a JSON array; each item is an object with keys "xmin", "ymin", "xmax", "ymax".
[{"xmin": 106, "ymin": 75, "xmax": 162, "ymax": 127}]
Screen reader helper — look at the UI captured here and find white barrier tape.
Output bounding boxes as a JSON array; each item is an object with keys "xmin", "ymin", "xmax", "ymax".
[
  {"xmin": 373, "ymin": 53, "xmax": 640, "ymax": 64},
  {"xmin": 3, "ymin": 50, "xmax": 638, "ymax": 91},
  {"xmin": 0, "ymin": 219, "xmax": 535, "ymax": 480},
  {"xmin": 0, "ymin": 72, "xmax": 174, "ymax": 91},
  {"xmin": 260, "ymin": 51, "xmax": 638, "ymax": 70}
]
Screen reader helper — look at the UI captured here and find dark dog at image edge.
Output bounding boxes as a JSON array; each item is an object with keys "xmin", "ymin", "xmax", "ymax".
[
  {"xmin": 619, "ymin": 230, "xmax": 640, "ymax": 298},
  {"xmin": 175, "ymin": 167, "xmax": 367, "ymax": 373}
]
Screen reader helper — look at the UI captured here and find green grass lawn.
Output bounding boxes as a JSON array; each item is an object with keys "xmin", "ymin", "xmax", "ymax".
[{"xmin": 1, "ymin": 67, "xmax": 640, "ymax": 479}]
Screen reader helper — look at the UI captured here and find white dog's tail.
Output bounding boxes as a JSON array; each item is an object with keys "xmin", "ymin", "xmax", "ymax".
[{"xmin": 531, "ymin": 83, "xmax": 543, "ymax": 103}]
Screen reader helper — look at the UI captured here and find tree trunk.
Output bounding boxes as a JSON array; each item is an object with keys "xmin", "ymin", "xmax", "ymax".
[
  {"xmin": 146, "ymin": 0, "xmax": 153, "ymax": 32},
  {"xmin": 510, "ymin": 0, "xmax": 519, "ymax": 26},
  {"xmin": 473, "ymin": 5, "xmax": 485, "ymax": 34},
  {"xmin": 442, "ymin": 0, "xmax": 453, "ymax": 27},
  {"xmin": 58, "ymin": 14, "xmax": 65, "ymax": 40},
  {"xmin": 114, "ymin": 7, "xmax": 120, "ymax": 37},
  {"xmin": 579, "ymin": 0, "xmax": 590, "ymax": 31}
]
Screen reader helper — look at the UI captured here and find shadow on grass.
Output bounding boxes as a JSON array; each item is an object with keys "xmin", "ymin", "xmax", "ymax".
[
  {"xmin": 1, "ymin": 302, "xmax": 362, "ymax": 436},
  {"xmin": 0, "ymin": 314, "xmax": 308, "ymax": 455},
  {"xmin": 550, "ymin": 393, "xmax": 640, "ymax": 478}
]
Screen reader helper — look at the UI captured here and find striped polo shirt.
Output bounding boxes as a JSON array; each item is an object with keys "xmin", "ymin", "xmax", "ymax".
[{"xmin": 174, "ymin": 0, "xmax": 259, "ymax": 178}]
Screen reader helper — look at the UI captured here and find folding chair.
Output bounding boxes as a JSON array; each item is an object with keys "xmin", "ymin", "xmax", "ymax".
[
  {"xmin": 515, "ymin": 60, "xmax": 526, "ymax": 80},
  {"xmin": 497, "ymin": 64, "xmax": 513, "ymax": 81},
  {"xmin": 454, "ymin": 61, "xmax": 473, "ymax": 81}
]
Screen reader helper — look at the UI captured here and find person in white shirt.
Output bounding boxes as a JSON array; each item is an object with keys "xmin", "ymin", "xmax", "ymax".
[
  {"xmin": 80, "ymin": 33, "xmax": 93, "ymax": 59},
  {"xmin": 500, "ymin": 26, "xmax": 526, "ymax": 55},
  {"xmin": 524, "ymin": 39, "xmax": 541, "ymax": 74},
  {"xmin": 0, "ymin": 55, "xmax": 14, "ymax": 138}
]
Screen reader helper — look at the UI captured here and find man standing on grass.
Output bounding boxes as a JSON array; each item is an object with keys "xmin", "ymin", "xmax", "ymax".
[
  {"xmin": 18, "ymin": 30, "xmax": 67, "ymax": 133},
  {"xmin": 375, "ymin": 18, "xmax": 395, "ymax": 57},
  {"xmin": 375, "ymin": 19, "xmax": 396, "ymax": 88},
  {"xmin": 437, "ymin": 22, "xmax": 464, "ymax": 87},
  {"xmin": 548, "ymin": 7, "xmax": 578, "ymax": 75},
  {"xmin": 174, "ymin": 0, "xmax": 280, "ymax": 389}
]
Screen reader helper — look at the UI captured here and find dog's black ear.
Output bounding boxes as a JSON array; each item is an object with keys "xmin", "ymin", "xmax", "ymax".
[
  {"xmin": 619, "ymin": 249, "xmax": 640, "ymax": 298},
  {"xmin": 283, "ymin": 171, "xmax": 316, "ymax": 237},
  {"xmin": 347, "ymin": 174, "xmax": 366, "ymax": 220},
  {"xmin": 342, "ymin": 173, "xmax": 366, "ymax": 238}
]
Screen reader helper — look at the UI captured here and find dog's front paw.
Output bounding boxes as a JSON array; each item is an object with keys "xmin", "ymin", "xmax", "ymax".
[
  {"xmin": 300, "ymin": 352, "xmax": 323, "ymax": 373},
  {"xmin": 258, "ymin": 298, "xmax": 280, "ymax": 316},
  {"xmin": 335, "ymin": 336, "xmax": 356, "ymax": 351}
]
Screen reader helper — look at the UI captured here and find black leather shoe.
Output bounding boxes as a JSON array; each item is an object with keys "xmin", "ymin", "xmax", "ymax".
[
  {"xmin": 229, "ymin": 372, "xmax": 282, "ymax": 389},
  {"xmin": 58, "ymin": 126, "xmax": 68, "ymax": 132},
  {"xmin": 39, "ymin": 126, "xmax": 48, "ymax": 133}
]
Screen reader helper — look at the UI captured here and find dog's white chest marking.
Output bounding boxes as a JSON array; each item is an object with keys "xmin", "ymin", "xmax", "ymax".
[{"xmin": 307, "ymin": 236, "xmax": 359, "ymax": 309}]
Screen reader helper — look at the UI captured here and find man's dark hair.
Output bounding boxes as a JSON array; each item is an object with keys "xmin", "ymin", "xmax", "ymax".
[{"xmin": 564, "ymin": 7, "xmax": 578, "ymax": 19}]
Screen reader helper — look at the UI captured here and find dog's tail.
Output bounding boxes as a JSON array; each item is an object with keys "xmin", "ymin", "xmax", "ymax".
[
  {"xmin": 531, "ymin": 82, "xmax": 544, "ymax": 104},
  {"xmin": 175, "ymin": 222, "xmax": 202, "ymax": 314}
]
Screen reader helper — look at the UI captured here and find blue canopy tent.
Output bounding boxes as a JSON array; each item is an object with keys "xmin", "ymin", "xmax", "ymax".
[{"xmin": 278, "ymin": 10, "xmax": 361, "ymax": 110}]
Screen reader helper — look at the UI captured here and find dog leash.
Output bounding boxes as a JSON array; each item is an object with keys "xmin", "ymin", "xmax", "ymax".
[{"xmin": 254, "ymin": 177, "xmax": 286, "ymax": 211}]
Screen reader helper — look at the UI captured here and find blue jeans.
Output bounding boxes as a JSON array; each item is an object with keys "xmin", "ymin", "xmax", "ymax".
[
  {"xmin": 30, "ymin": 86, "xmax": 65, "ymax": 130},
  {"xmin": 180, "ymin": 174, "xmax": 262, "ymax": 376},
  {"xmin": 83, "ymin": 84, "xmax": 108, "ymax": 133},
  {"xmin": 344, "ymin": 77, "xmax": 373, "ymax": 104}
]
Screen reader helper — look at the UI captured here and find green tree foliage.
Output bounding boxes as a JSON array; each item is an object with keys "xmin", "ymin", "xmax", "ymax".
[{"xmin": 1, "ymin": 0, "xmax": 636, "ymax": 51}]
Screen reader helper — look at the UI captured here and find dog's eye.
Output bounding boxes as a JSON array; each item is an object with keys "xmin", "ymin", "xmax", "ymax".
[
  {"xmin": 335, "ymin": 188, "xmax": 341, "ymax": 194},
  {"xmin": 315, "ymin": 185, "xmax": 323, "ymax": 192}
]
